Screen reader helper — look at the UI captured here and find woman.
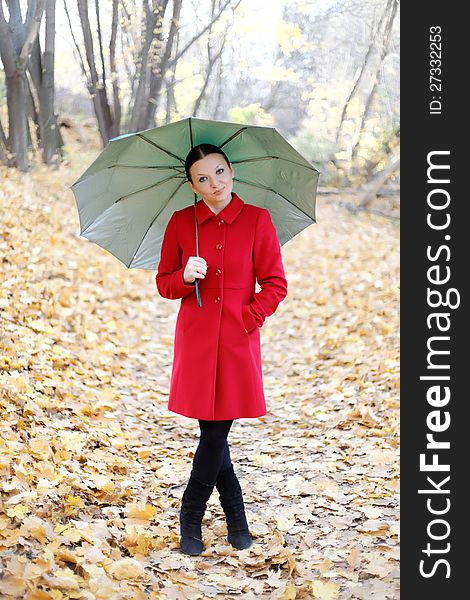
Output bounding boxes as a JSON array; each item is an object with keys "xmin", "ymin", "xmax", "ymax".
[{"xmin": 156, "ymin": 143, "xmax": 288, "ymax": 555}]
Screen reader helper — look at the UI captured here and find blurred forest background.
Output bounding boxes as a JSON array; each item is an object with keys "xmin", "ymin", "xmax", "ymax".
[
  {"xmin": 0, "ymin": 0, "xmax": 399, "ymax": 198},
  {"xmin": 0, "ymin": 1, "xmax": 400, "ymax": 598}
]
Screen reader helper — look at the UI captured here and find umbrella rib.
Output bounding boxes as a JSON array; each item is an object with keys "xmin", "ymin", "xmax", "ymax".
[
  {"xmin": 113, "ymin": 174, "xmax": 186, "ymax": 205},
  {"xmin": 106, "ymin": 164, "xmax": 184, "ymax": 170},
  {"xmin": 189, "ymin": 116, "xmax": 194, "ymax": 148},
  {"xmin": 231, "ymin": 155, "xmax": 318, "ymax": 171},
  {"xmin": 219, "ymin": 127, "xmax": 248, "ymax": 149},
  {"xmin": 232, "ymin": 177, "xmax": 316, "ymax": 223},
  {"xmin": 137, "ymin": 134, "xmax": 185, "ymax": 163},
  {"xmin": 81, "ymin": 174, "xmax": 186, "ymax": 235},
  {"xmin": 129, "ymin": 178, "xmax": 188, "ymax": 268}
]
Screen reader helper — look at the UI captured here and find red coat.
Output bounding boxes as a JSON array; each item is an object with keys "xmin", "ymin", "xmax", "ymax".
[{"xmin": 156, "ymin": 191, "xmax": 288, "ymax": 420}]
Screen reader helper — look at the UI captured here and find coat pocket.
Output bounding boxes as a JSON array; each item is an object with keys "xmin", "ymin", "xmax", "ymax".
[{"xmin": 240, "ymin": 304, "xmax": 249, "ymax": 335}]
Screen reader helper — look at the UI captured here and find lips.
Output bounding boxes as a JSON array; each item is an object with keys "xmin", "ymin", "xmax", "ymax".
[{"xmin": 214, "ymin": 187, "xmax": 224, "ymax": 195}]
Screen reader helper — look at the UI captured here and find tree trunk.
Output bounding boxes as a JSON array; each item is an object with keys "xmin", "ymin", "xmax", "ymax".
[
  {"xmin": 128, "ymin": 0, "xmax": 169, "ymax": 133},
  {"xmin": 141, "ymin": 0, "xmax": 176, "ymax": 130},
  {"xmin": 193, "ymin": 21, "xmax": 226, "ymax": 117},
  {"xmin": 109, "ymin": 0, "xmax": 121, "ymax": 138},
  {"xmin": 76, "ymin": 0, "xmax": 114, "ymax": 144},
  {"xmin": 358, "ymin": 151, "xmax": 400, "ymax": 207},
  {"xmin": 211, "ymin": 59, "xmax": 224, "ymax": 120},
  {"xmin": 0, "ymin": 0, "xmax": 46, "ymax": 170},
  {"xmin": 165, "ymin": 31, "xmax": 179, "ymax": 124},
  {"xmin": 6, "ymin": 71, "xmax": 29, "ymax": 171},
  {"xmin": 28, "ymin": 0, "xmax": 63, "ymax": 165},
  {"xmin": 260, "ymin": 46, "xmax": 283, "ymax": 113}
]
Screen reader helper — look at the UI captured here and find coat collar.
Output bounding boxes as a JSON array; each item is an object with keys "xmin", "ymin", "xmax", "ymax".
[{"xmin": 195, "ymin": 191, "xmax": 244, "ymax": 225}]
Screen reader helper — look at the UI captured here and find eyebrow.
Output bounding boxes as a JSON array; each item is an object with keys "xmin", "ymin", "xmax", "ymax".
[{"xmin": 196, "ymin": 163, "xmax": 224, "ymax": 176}]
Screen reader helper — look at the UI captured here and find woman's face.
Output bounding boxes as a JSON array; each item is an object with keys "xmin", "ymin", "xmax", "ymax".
[{"xmin": 188, "ymin": 153, "xmax": 235, "ymax": 205}]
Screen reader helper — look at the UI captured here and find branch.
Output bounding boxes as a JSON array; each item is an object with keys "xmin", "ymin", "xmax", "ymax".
[
  {"xmin": 18, "ymin": 0, "xmax": 46, "ymax": 70},
  {"xmin": 63, "ymin": 0, "xmax": 89, "ymax": 85},
  {"xmin": 94, "ymin": 0, "xmax": 107, "ymax": 91},
  {"xmin": 167, "ymin": 0, "xmax": 241, "ymax": 69},
  {"xmin": 334, "ymin": 0, "xmax": 393, "ymax": 148}
]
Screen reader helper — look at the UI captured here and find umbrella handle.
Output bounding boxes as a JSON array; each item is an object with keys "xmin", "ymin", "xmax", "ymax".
[
  {"xmin": 194, "ymin": 192, "xmax": 203, "ymax": 308},
  {"xmin": 195, "ymin": 280, "xmax": 202, "ymax": 307}
]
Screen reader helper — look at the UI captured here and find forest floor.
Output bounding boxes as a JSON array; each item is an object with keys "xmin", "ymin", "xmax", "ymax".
[{"xmin": 0, "ymin": 141, "xmax": 399, "ymax": 599}]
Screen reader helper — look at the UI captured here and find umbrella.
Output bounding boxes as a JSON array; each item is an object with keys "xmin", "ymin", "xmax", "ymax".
[{"xmin": 70, "ymin": 116, "xmax": 319, "ymax": 306}]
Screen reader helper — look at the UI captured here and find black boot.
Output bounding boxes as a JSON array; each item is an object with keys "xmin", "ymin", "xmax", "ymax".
[
  {"xmin": 179, "ymin": 472, "xmax": 215, "ymax": 555},
  {"xmin": 216, "ymin": 465, "xmax": 253, "ymax": 550}
]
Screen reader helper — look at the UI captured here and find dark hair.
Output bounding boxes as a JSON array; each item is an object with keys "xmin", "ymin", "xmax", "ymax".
[{"xmin": 185, "ymin": 143, "xmax": 231, "ymax": 184}]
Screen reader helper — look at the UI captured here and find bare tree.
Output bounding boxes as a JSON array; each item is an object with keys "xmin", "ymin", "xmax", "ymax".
[
  {"xmin": 127, "ymin": 0, "xmax": 171, "ymax": 133},
  {"xmin": 260, "ymin": 48, "xmax": 284, "ymax": 113},
  {"xmin": 0, "ymin": 0, "xmax": 46, "ymax": 171},
  {"xmin": 350, "ymin": 0, "xmax": 398, "ymax": 165},
  {"xmin": 334, "ymin": 0, "xmax": 393, "ymax": 151},
  {"xmin": 66, "ymin": 0, "xmax": 120, "ymax": 145},
  {"xmin": 164, "ymin": 29, "xmax": 179, "ymax": 124},
  {"xmin": 66, "ymin": 0, "xmax": 238, "ymax": 143},
  {"xmin": 192, "ymin": 0, "xmax": 229, "ymax": 117},
  {"xmin": 211, "ymin": 56, "xmax": 224, "ymax": 120},
  {"xmin": 28, "ymin": 0, "xmax": 64, "ymax": 165},
  {"xmin": 141, "ymin": 0, "xmax": 238, "ymax": 128}
]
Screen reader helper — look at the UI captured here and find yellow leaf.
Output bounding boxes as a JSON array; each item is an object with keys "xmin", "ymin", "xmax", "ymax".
[
  {"xmin": 28, "ymin": 438, "xmax": 52, "ymax": 457},
  {"xmin": 66, "ymin": 495, "xmax": 85, "ymax": 508},
  {"xmin": 106, "ymin": 557, "xmax": 146, "ymax": 580},
  {"xmin": 275, "ymin": 515, "xmax": 296, "ymax": 531},
  {"xmin": 347, "ymin": 546, "xmax": 361, "ymax": 570},
  {"xmin": 252, "ymin": 452, "xmax": 272, "ymax": 466},
  {"xmin": 319, "ymin": 559, "xmax": 332, "ymax": 575},
  {"xmin": 282, "ymin": 584, "xmax": 297, "ymax": 599},
  {"xmin": 309, "ymin": 580, "xmax": 340, "ymax": 600},
  {"xmin": 136, "ymin": 447, "xmax": 152, "ymax": 459},
  {"xmin": 0, "ymin": 575, "xmax": 27, "ymax": 596},
  {"xmin": 61, "ymin": 527, "xmax": 82, "ymax": 543},
  {"xmin": 26, "ymin": 319, "xmax": 55, "ymax": 334},
  {"xmin": 42, "ymin": 568, "xmax": 80, "ymax": 590},
  {"xmin": 37, "ymin": 477, "xmax": 60, "ymax": 492},
  {"xmin": 127, "ymin": 503, "xmax": 156, "ymax": 521},
  {"xmin": 19, "ymin": 516, "xmax": 52, "ymax": 544},
  {"xmin": 6, "ymin": 504, "xmax": 30, "ymax": 519},
  {"xmin": 11, "ymin": 376, "xmax": 33, "ymax": 393},
  {"xmin": 88, "ymin": 474, "xmax": 114, "ymax": 493}
]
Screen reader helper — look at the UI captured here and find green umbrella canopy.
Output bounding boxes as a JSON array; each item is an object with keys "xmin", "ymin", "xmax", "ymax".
[{"xmin": 70, "ymin": 116, "xmax": 319, "ymax": 270}]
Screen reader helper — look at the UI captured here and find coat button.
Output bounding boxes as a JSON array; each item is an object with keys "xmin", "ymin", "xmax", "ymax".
[
  {"xmin": 214, "ymin": 296, "xmax": 221, "ymax": 303},
  {"xmin": 216, "ymin": 243, "xmax": 223, "ymax": 250},
  {"xmin": 215, "ymin": 268, "xmax": 221, "ymax": 276},
  {"xmin": 218, "ymin": 219, "xmax": 224, "ymax": 225}
]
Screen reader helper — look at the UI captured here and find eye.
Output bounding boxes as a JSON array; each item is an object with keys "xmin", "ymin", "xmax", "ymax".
[{"xmin": 197, "ymin": 168, "xmax": 224, "ymax": 183}]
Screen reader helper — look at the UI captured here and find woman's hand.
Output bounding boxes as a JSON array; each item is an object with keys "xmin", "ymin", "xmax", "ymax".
[{"xmin": 183, "ymin": 256, "xmax": 207, "ymax": 284}]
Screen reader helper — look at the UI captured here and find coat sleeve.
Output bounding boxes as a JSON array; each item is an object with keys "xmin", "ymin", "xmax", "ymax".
[
  {"xmin": 156, "ymin": 211, "xmax": 197, "ymax": 300},
  {"xmin": 242, "ymin": 208, "xmax": 288, "ymax": 332}
]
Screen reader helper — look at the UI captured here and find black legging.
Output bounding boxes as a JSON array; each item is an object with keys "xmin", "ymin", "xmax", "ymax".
[{"xmin": 191, "ymin": 419, "xmax": 234, "ymax": 485}]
